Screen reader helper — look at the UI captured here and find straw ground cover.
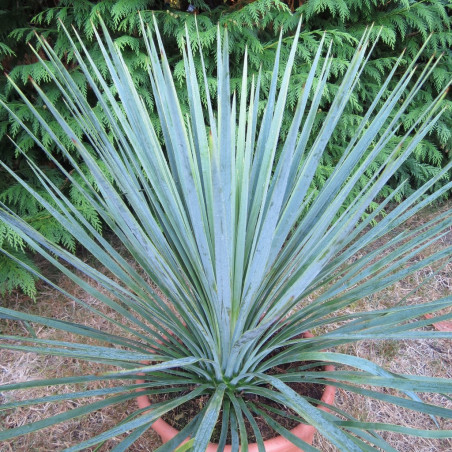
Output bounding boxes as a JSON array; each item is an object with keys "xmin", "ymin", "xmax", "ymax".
[
  {"xmin": 311, "ymin": 199, "xmax": 452, "ymax": 452},
  {"xmin": 0, "ymin": 255, "xmax": 163, "ymax": 451},
  {"xmin": 0, "ymin": 199, "xmax": 451, "ymax": 452}
]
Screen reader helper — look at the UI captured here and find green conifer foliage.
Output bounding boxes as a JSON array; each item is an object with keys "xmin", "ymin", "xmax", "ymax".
[{"xmin": 1, "ymin": 0, "xmax": 451, "ymax": 298}]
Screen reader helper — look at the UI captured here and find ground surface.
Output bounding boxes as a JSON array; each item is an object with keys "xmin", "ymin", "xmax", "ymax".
[{"xmin": 1, "ymin": 200, "xmax": 451, "ymax": 451}]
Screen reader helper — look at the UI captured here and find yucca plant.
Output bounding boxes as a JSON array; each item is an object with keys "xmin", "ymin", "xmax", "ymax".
[{"xmin": 1, "ymin": 15, "xmax": 452, "ymax": 451}]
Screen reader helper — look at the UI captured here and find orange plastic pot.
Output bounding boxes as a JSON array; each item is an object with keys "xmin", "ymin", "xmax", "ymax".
[{"xmin": 135, "ymin": 331, "xmax": 335, "ymax": 452}]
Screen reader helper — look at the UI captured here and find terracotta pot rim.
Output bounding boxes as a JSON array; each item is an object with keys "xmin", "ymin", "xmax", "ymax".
[{"xmin": 135, "ymin": 331, "xmax": 336, "ymax": 452}]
